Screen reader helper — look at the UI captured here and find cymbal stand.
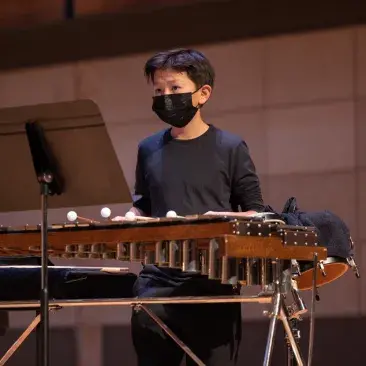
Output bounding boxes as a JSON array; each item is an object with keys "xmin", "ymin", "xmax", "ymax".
[
  {"xmin": 284, "ymin": 314, "xmax": 302, "ymax": 366},
  {"xmin": 262, "ymin": 259, "xmax": 302, "ymax": 366},
  {"xmin": 262, "ymin": 253, "xmax": 318, "ymax": 366},
  {"xmin": 284, "ymin": 261, "xmax": 307, "ymax": 366}
]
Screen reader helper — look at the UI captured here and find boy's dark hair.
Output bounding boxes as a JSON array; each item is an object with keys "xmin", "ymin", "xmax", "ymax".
[{"xmin": 144, "ymin": 49, "xmax": 215, "ymax": 89}]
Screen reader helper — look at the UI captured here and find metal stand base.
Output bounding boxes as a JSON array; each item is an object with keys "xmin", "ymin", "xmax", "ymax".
[
  {"xmin": 0, "ymin": 295, "xmax": 269, "ymax": 366},
  {"xmin": 0, "ymin": 297, "xmax": 305, "ymax": 366},
  {"xmin": 285, "ymin": 318, "xmax": 301, "ymax": 366},
  {"xmin": 262, "ymin": 259, "xmax": 305, "ymax": 366}
]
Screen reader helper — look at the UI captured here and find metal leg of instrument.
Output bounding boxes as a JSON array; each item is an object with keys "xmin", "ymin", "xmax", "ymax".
[
  {"xmin": 284, "ymin": 276, "xmax": 307, "ymax": 365},
  {"xmin": 307, "ymin": 253, "xmax": 318, "ymax": 366},
  {"xmin": 137, "ymin": 305, "xmax": 205, "ymax": 366},
  {"xmin": 263, "ymin": 259, "xmax": 305, "ymax": 366},
  {"xmin": 276, "ymin": 252, "xmax": 318, "ymax": 366},
  {"xmin": 263, "ymin": 259, "xmax": 282, "ymax": 366},
  {"xmin": 36, "ymin": 309, "xmax": 41, "ymax": 366},
  {"xmin": 0, "ymin": 314, "xmax": 41, "ymax": 366},
  {"xmin": 284, "ymin": 318, "xmax": 302, "ymax": 366},
  {"xmin": 280, "ymin": 309, "xmax": 304, "ymax": 366}
]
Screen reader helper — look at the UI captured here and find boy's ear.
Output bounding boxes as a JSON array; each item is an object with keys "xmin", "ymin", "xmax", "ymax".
[{"xmin": 199, "ymin": 85, "xmax": 212, "ymax": 105}]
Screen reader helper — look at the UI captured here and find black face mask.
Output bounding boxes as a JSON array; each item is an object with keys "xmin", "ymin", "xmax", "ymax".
[{"xmin": 152, "ymin": 90, "xmax": 199, "ymax": 128}]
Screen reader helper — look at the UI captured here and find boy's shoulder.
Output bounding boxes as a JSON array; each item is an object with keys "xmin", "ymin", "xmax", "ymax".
[
  {"xmin": 138, "ymin": 128, "xmax": 170, "ymax": 152},
  {"xmin": 211, "ymin": 125, "xmax": 248, "ymax": 149}
]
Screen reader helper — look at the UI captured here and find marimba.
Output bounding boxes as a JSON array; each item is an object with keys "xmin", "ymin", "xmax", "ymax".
[
  {"xmin": 0, "ymin": 214, "xmax": 327, "ymax": 290},
  {"xmin": 0, "ymin": 213, "xmax": 353, "ymax": 366}
]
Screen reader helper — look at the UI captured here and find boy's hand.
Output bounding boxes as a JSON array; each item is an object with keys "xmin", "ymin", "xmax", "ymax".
[{"xmin": 111, "ymin": 216, "xmax": 127, "ymax": 222}]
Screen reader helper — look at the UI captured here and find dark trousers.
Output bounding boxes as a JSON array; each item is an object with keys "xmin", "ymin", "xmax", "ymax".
[
  {"xmin": 131, "ymin": 304, "xmax": 235, "ymax": 366},
  {"xmin": 131, "ymin": 278, "xmax": 240, "ymax": 366}
]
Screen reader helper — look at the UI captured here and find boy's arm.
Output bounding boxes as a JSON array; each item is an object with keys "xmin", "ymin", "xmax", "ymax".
[
  {"xmin": 231, "ymin": 140, "xmax": 264, "ymax": 213},
  {"xmin": 204, "ymin": 141, "xmax": 264, "ymax": 217},
  {"xmin": 132, "ymin": 145, "xmax": 151, "ymax": 215}
]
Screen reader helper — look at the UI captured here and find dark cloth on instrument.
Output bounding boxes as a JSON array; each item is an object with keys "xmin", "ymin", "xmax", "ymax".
[
  {"xmin": 131, "ymin": 125, "xmax": 263, "ymax": 365},
  {"xmin": 0, "ymin": 256, "xmax": 137, "ymax": 302},
  {"xmin": 133, "ymin": 124, "xmax": 264, "ymax": 217},
  {"xmin": 265, "ymin": 197, "xmax": 353, "ymax": 258},
  {"xmin": 0, "ymin": 256, "xmax": 137, "ymax": 338},
  {"xmin": 0, "ymin": 256, "xmax": 49, "ymax": 335}
]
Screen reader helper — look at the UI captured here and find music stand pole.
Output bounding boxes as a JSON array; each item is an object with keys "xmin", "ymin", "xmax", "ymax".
[
  {"xmin": 25, "ymin": 121, "xmax": 64, "ymax": 366},
  {"xmin": 40, "ymin": 180, "xmax": 51, "ymax": 366}
]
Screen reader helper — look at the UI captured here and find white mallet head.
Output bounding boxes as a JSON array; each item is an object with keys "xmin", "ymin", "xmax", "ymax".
[
  {"xmin": 67, "ymin": 211, "xmax": 77, "ymax": 222},
  {"xmin": 100, "ymin": 207, "xmax": 111, "ymax": 219},
  {"xmin": 166, "ymin": 210, "xmax": 177, "ymax": 218}
]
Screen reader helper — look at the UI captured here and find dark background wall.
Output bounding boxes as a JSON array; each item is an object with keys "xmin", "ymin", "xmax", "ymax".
[
  {"xmin": 1, "ymin": 0, "xmax": 366, "ymax": 71},
  {"xmin": 0, "ymin": 1, "xmax": 365, "ymax": 365}
]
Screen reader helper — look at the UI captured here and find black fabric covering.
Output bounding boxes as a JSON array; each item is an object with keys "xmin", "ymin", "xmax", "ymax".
[
  {"xmin": 265, "ymin": 197, "xmax": 353, "ymax": 259},
  {"xmin": 0, "ymin": 256, "xmax": 137, "ymax": 302}
]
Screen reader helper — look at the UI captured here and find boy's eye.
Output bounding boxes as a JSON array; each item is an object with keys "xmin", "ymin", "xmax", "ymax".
[{"xmin": 172, "ymin": 86, "xmax": 180, "ymax": 92}]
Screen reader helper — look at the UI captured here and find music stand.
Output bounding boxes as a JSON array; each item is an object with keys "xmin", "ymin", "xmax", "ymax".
[{"xmin": 0, "ymin": 99, "xmax": 132, "ymax": 366}]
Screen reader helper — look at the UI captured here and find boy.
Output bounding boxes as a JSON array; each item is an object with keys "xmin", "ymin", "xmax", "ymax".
[{"xmin": 114, "ymin": 49, "xmax": 264, "ymax": 365}]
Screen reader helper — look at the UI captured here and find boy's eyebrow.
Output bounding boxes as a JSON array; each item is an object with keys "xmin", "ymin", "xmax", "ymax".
[{"xmin": 154, "ymin": 78, "xmax": 184, "ymax": 85}]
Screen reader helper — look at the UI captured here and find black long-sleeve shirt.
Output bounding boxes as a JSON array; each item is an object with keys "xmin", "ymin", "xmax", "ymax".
[
  {"xmin": 133, "ymin": 124, "xmax": 264, "ymax": 216},
  {"xmin": 131, "ymin": 124, "xmax": 264, "ymax": 355}
]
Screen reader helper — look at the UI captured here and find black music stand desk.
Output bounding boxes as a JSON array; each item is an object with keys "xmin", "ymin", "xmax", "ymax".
[
  {"xmin": 0, "ymin": 99, "xmax": 132, "ymax": 366},
  {"xmin": 0, "ymin": 99, "xmax": 131, "ymax": 212}
]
